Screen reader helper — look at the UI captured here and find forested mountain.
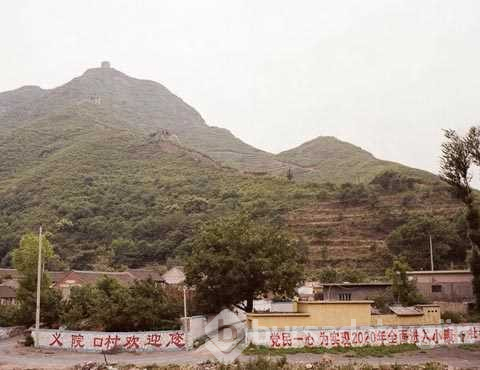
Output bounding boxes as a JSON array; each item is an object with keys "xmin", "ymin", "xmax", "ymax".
[{"xmin": 0, "ymin": 63, "xmax": 464, "ymax": 274}]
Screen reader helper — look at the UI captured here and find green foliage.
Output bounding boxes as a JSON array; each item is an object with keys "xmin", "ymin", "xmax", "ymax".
[
  {"xmin": 0, "ymin": 304, "xmax": 19, "ymax": 326},
  {"xmin": 62, "ymin": 276, "xmax": 182, "ymax": 331},
  {"xmin": 312, "ymin": 268, "xmax": 366, "ymax": 284},
  {"xmin": 440, "ymin": 127, "xmax": 480, "ymax": 310},
  {"xmin": 370, "ymin": 288, "xmax": 395, "ymax": 313},
  {"xmin": 337, "ymin": 183, "xmax": 377, "ymax": 207},
  {"xmin": 315, "ymin": 268, "xmax": 338, "ymax": 283},
  {"xmin": 441, "ymin": 310, "xmax": 466, "ymax": 324},
  {"xmin": 386, "ymin": 215, "xmax": 467, "ymax": 270},
  {"xmin": 470, "ymin": 246, "xmax": 480, "ymax": 311},
  {"xmin": 0, "ymin": 124, "xmax": 319, "ymax": 270},
  {"xmin": 386, "ymin": 257, "xmax": 425, "ymax": 306},
  {"xmin": 370, "ymin": 171, "xmax": 416, "ymax": 193},
  {"xmin": 12, "ymin": 233, "xmax": 54, "ymax": 274},
  {"xmin": 11, "ymin": 232, "xmax": 62, "ymax": 326},
  {"xmin": 185, "ymin": 213, "xmax": 306, "ymax": 312}
]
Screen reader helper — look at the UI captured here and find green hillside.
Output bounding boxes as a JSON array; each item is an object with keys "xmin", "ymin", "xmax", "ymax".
[
  {"xmin": 0, "ymin": 116, "xmax": 318, "ymax": 269},
  {"xmin": 276, "ymin": 136, "xmax": 437, "ymax": 184},
  {"xmin": 0, "ymin": 63, "xmax": 463, "ymax": 274}
]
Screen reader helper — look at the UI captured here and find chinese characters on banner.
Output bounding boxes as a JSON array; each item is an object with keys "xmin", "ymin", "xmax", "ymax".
[
  {"xmin": 34, "ymin": 330, "xmax": 186, "ymax": 352},
  {"xmin": 247, "ymin": 325, "xmax": 480, "ymax": 349}
]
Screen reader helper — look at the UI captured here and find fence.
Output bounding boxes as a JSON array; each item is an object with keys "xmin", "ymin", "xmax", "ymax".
[
  {"xmin": 32, "ymin": 329, "xmax": 186, "ymax": 352},
  {"xmin": 246, "ymin": 323, "xmax": 480, "ymax": 348}
]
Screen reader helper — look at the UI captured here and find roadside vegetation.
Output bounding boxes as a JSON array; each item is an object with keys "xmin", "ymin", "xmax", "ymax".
[
  {"xmin": 243, "ymin": 344, "xmax": 419, "ymax": 358},
  {"xmin": 85, "ymin": 358, "xmax": 453, "ymax": 370}
]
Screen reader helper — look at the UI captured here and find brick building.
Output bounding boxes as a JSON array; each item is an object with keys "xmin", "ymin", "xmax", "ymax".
[{"xmin": 407, "ymin": 270, "xmax": 474, "ymax": 312}]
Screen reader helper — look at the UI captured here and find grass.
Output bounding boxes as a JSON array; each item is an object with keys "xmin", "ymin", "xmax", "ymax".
[
  {"xmin": 243, "ymin": 344, "xmax": 419, "ymax": 358},
  {"xmin": 110, "ymin": 359, "xmax": 450, "ymax": 370},
  {"xmin": 458, "ymin": 343, "xmax": 480, "ymax": 351}
]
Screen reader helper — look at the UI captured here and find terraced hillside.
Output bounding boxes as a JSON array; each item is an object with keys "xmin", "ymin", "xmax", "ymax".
[{"xmin": 288, "ymin": 187, "xmax": 464, "ymax": 276}]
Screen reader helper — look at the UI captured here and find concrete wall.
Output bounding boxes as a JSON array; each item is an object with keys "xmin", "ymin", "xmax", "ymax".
[
  {"xmin": 247, "ymin": 313, "xmax": 311, "ymax": 329},
  {"xmin": 246, "ymin": 323, "xmax": 480, "ymax": 348},
  {"xmin": 0, "ymin": 326, "xmax": 23, "ymax": 340},
  {"xmin": 32, "ymin": 329, "xmax": 186, "ymax": 352}
]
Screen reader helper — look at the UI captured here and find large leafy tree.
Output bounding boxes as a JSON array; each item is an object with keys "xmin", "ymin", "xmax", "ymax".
[
  {"xmin": 62, "ymin": 276, "xmax": 182, "ymax": 331},
  {"xmin": 387, "ymin": 215, "xmax": 468, "ymax": 270},
  {"xmin": 12, "ymin": 232, "xmax": 62, "ymax": 325},
  {"xmin": 386, "ymin": 257, "xmax": 424, "ymax": 306},
  {"xmin": 185, "ymin": 214, "xmax": 306, "ymax": 313},
  {"xmin": 440, "ymin": 127, "xmax": 480, "ymax": 310}
]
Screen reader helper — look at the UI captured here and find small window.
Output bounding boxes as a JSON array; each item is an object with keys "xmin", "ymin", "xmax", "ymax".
[
  {"xmin": 432, "ymin": 285, "xmax": 442, "ymax": 293},
  {"xmin": 338, "ymin": 293, "xmax": 352, "ymax": 301}
]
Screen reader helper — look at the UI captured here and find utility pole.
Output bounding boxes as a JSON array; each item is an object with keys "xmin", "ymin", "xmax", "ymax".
[
  {"xmin": 35, "ymin": 226, "xmax": 43, "ymax": 345},
  {"xmin": 183, "ymin": 285, "xmax": 189, "ymax": 351},
  {"xmin": 183, "ymin": 285, "xmax": 188, "ymax": 319},
  {"xmin": 429, "ymin": 234, "xmax": 434, "ymax": 271}
]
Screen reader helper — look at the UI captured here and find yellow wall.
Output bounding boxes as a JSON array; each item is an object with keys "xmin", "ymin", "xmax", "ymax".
[
  {"xmin": 297, "ymin": 301, "xmax": 372, "ymax": 327},
  {"xmin": 248, "ymin": 301, "xmax": 372, "ymax": 329},
  {"xmin": 247, "ymin": 302, "xmax": 441, "ymax": 329}
]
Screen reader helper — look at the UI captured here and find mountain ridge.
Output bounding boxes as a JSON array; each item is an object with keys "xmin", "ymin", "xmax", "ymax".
[{"xmin": 0, "ymin": 63, "xmax": 437, "ymax": 184}]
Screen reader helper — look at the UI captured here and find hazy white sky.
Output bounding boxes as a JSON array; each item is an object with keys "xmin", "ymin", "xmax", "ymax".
[{"xmin": 2, "ymin": 0, "xmax": 480, "ymax": 177}]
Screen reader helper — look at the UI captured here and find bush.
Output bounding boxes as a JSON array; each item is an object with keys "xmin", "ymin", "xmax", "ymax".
[
  {"xmin": 371, "ymin": 171, "xmax": 416, "ymax": 193},
  {"xmin": 61, "ymin": 276, "xmax": 182, "ymax": 331},
  {"xmin": 337, "ymin": 183, "xmax": 376, "ymax": 206},
  {"xmin": 24, "ymin": 333, "xmax": 34, "ymax": 347},
  {"xmin": 441, "ymin": 310, "xmax": 466, "ymax": 324},
  {"xmin": 0, "ymin": 305, "xmax": 19, "ymax": 327}
]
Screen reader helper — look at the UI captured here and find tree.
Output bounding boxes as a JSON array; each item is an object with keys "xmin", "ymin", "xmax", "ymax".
[
  {"xmin": 286, "ymin": 168, "xmax": 294, "ymax": 182},
  {"xmin": 471, "ymin": 246, "xmax": 480, "ymax": 311},
  {"xmin": 185, "ymin": 214, "xmax": 306, "ymax": 312},
  {"xmin": 440, "ymin": 127, "xmax": 480, "ymax": 310},
  {"xmin": 126, "ymin": 279, "xmax": 182, "ymax": 331},
  {"xmin": 386, "ymin": 257, "xmax": 424, "ymax": 306},
  {"xmin": 12, "ymin": 232, "xmax": 62, "ymax": 326},
  {"xmin": 386, "ymin": 215, "xmax": 466, "ymax": 270},
  {"xmin": 62, "ymin": 276, "xmax": 182, "ymax": 331}
]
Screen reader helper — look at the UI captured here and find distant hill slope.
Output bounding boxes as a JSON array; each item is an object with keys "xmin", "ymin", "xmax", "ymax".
[
  {"xmin": 276, "ymin": 136, "xmax": 437, "ymax": 184},
  {"xmin": 0, "ymin": 63, "xmax": 437, "ymax": 183}
]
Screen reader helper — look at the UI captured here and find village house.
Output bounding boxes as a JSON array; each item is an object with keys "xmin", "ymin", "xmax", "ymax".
[
  {"xmin": 0, "ymin": 267, "xmax": 183, "ymax": 301},
  {"xmin": 0, "ymin": 286, "xmax": 16, "ymax": 305},
  {"xmin": 320, "ymin": 282, "xmax": 392, "ymax": 301},
  {"xmin": 407, "ymin": 270, "xmax": 474, "ymax": 313}
]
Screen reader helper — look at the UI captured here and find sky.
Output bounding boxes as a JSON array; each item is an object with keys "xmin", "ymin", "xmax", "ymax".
[{"xmin": 1, "ymin": 0, "xmax": 480, "ymax": 178}]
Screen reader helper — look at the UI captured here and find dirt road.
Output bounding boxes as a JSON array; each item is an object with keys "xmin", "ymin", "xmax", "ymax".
[{"xmin": 1, "ymin": 336, "xmax": 480, "ymax": 369}]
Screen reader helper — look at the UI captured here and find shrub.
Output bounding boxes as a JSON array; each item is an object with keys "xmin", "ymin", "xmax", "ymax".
[
  {"xmin": 371, "ymin": 171, "xmax": 416, "ymax": 193},
  {"xmin": 441, "ymin": 310, "xmax": 466, "ymax": 324}
]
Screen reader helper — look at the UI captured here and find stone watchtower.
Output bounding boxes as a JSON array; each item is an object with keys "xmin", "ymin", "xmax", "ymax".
[{"xmin": 101, "ymin": 61, "xmax": 111, "ymax": 69}]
